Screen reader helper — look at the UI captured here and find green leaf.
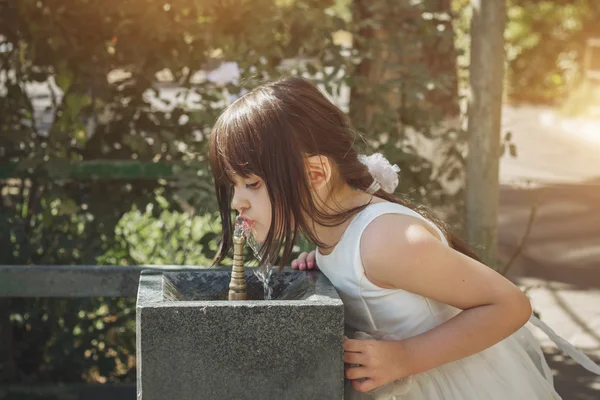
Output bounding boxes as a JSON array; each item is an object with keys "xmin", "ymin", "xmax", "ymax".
[{"xmin": 55, "ymin": 69, "xmax": 74, "ymax": 92}]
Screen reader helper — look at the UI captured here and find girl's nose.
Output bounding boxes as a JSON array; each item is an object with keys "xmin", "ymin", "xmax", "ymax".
[{"xmin": 231, "ymin": 188, "xmax": 250, "ymax": 213}]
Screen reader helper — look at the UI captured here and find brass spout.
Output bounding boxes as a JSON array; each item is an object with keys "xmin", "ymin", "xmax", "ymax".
[{"xmin": 228, "ymin": 235, "xmax": 247, "ymax": 300}]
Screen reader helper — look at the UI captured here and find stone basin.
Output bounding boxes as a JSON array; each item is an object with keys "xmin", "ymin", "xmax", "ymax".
[{"xmin": 136, "ymin": 268, "xmax": 344, "ymax": 400}]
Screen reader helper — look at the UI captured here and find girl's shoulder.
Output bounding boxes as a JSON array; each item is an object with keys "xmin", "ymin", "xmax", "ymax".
[
  {"xmin": 355, "ymin": 201, "xmax": 447, "ymax": 245},
  {"xmin": 355, "ymin": 202, "xmax": 450, "ymax": 289}
]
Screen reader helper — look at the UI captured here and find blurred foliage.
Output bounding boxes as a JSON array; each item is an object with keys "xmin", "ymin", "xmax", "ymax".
[
  {"xmin": 505, "ymin": 0, "xmax": 600, "ymax": 104},
  {"xmin": 342, "ymin": 0, "xmax": 465, "ymax": 225},
  {"xmin": 4, "ymin": 0, "xmax": 592, "ymax": 388},
  {"xmin": 8, "ymin": 297, "xmax": 136, "ymax": 384},
  {"xmin": 452, "ymin": 0, "xmax": 600, "ymax": 104}
]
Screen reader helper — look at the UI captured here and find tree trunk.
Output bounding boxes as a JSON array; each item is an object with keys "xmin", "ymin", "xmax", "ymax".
[{"xmin": 466, "ymin": 0, "xmax": 506, "ymax": 269}]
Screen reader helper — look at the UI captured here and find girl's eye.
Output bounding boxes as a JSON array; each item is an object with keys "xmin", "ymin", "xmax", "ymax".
[{"xmin": 246, "ymin": 181, "xmax": 260, "ymax": 189}]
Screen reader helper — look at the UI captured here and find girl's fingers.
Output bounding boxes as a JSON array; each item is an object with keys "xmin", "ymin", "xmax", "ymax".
[
  {"xmin": 292, "ymin": 252, "xmax": 308, "ymax": 270},
  {"xmin": 343, "ymin": 351, "xmax": 365, "ymax": 365},
  {"xmin": 345, "ymin": 365, "xmax": 370, "ymax": 380},
  {"xmin": 306, "ymin": 250, "xmax": 317, "ymax": 269},
  {"xmin": 298, "ymin": 252, "xmax": 307, "ymax": 270},
  {"xmin": 343, "ymin": 338, "xmax": 365, "ymax": 352},
  {"xmin": 352, "ymin": 377, "xmax": 379, "ymax": 393},
  {"xmin": 297, "ymin": 252, "xmax": 308, "ymax": 271},
  {"xmin": 291, "ymin": 250, "xmax": 319, "ymax": 270}
]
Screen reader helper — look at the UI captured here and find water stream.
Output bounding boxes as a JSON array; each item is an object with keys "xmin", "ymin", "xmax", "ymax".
[{"xmin": 234, "ymin": 216, "xmax": 277, "ymax": 300}]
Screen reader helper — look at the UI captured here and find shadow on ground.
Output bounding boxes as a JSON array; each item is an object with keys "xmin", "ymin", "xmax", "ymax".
[
  {"xmin": 544, "ymin": 346, "xmax": 600, "ymax": 400},
  {"xmin": 499, "ymin": 177, "xmax": 600, "ymax": 290}
]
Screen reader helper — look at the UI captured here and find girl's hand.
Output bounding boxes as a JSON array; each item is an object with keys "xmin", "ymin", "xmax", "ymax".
[
  {"xmin": 344, "ymin": 337, "xmax": 409, "ymax": 393},
  {"xmin": 290, "ymin": 250, "xmax": 318, "ymax": 270}
]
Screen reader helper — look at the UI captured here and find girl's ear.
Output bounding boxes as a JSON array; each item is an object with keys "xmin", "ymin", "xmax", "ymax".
[{"xmin": 306, "ymin": 155, "xmax": 332, "ymax": 191}]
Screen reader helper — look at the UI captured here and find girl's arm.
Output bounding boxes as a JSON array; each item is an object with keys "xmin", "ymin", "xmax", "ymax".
[{"xmin": 359, "ymin": 213, "xmax": 532, "ymax": 377}]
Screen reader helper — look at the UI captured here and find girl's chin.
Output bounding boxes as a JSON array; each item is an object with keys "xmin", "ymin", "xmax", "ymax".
[
  {"xmin": 251, "ymin": 227, "xmax": 266, "ymax": 244},
  {"xmin": 253, "ymin": 233, "xmax": 267, "ymax": 245}
]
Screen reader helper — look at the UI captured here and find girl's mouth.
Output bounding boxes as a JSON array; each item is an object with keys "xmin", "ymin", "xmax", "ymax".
[{"xmin": 240, "ymin": 216, "xmax": 256, "ymax": 229}]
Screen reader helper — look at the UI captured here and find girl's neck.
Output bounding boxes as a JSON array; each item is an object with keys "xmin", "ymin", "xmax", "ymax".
[{"xmin": 312, "ymin": 183, "xmax": 378, "ymax": 255}]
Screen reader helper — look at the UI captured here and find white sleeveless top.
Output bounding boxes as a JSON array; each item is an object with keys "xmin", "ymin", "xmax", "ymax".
[
  {"xmin": 313, "ymin": 201, "xmax": 596, "ymax": 400},
  {"xmin": 315, "ymin": 202, "xmax": 461, "ymax": 338}
]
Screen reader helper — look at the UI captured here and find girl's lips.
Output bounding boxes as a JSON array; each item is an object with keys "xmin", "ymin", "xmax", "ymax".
[{"xmin": 241, "ymin": 216, "xmax": 255, "ymax": 227}]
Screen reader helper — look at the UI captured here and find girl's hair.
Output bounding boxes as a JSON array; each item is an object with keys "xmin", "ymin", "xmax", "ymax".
[{"xmin": 209, "ymin": 76, "xmax": 480, "ymax": 268}]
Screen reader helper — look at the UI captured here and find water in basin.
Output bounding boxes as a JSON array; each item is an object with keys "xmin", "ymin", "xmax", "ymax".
[{"xmin": 161, "ymin": 269, "xmax": 316, "ymax": 301}]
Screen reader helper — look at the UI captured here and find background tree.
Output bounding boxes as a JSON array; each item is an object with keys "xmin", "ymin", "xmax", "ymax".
[{"xmin": 466, "ymin": 0, "xmax": 507, "ymax": 269}]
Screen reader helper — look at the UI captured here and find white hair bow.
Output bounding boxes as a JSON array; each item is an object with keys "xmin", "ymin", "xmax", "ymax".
[{"xmin": 358, "ymin": 153, "xmax": 401, "ymax": 194}]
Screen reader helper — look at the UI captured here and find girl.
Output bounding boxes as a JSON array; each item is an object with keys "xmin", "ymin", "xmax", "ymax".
[{"xmin": 209, "ymin": 76, "xmax": 600, "ymax": 399}]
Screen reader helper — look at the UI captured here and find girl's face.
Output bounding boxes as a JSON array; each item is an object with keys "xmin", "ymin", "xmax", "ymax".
[{"xmin": 230, "ymin": 173, "xmax": 272, "ymax": 243}]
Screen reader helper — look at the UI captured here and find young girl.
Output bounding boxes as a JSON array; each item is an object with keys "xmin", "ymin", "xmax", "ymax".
[{"xmin": 208, "ymin": 76, "xmax": 600, "ymax": 399}]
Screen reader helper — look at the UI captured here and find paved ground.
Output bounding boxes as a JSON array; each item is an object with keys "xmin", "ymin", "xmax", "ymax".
[
  {"xmin": 498, "ymin": 106, "xmax": 600, "ymax": 399},
  {"xmin": 499, "ymin": 182, "xmax": 600, "ymax": 399}
]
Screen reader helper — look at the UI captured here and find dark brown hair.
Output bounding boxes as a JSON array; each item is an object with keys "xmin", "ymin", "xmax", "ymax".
[{"xmin": 209, "ymin": 76, "xmax": 479, "ymax": 268}]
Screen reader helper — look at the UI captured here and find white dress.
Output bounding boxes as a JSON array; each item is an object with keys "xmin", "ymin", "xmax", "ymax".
[{"xmin": 315, "ymin": 202, "xmax": 600, "ymax": 400}]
